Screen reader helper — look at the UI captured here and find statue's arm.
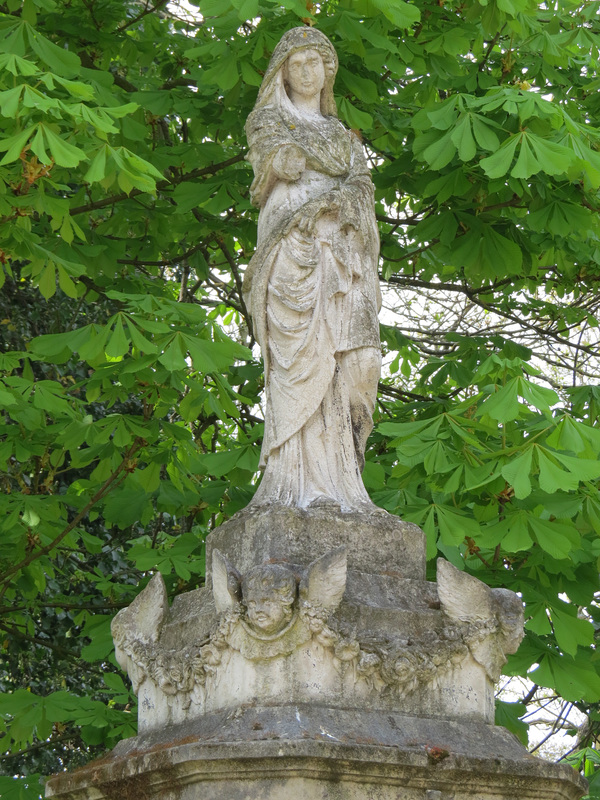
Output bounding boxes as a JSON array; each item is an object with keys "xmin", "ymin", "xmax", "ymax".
[
  {"xmin": 343, "ymin": 133, "xmax": 375, "ymax": 196},
  {"xmin": 284, "ymin": 136, "xmax": 374, "ymax": 237},
  {"xmin": 313, "ymin": 134, "xmax": 375, "ymax": 242},
  {"xmin": 271, "ymin": 144, "xmax": 306, "ymax": 182},
  {"xmin": 246, "ymin": 109, "xmax": 308, "ymax": 206}
]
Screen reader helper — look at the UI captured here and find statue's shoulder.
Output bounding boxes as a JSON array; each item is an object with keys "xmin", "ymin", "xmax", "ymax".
[{"xmin": 246, "ymin": 104, "xmax": 284, "ymax": 134}]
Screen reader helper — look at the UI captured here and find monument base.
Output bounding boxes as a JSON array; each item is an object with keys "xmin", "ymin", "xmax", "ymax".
[
  {"xmin": 45, "ymin": 507, "xmax": 586, "ymax": 800},
  {"xmin": 45, "ymin": 705, "xmax": 586, "ymax": 800}
]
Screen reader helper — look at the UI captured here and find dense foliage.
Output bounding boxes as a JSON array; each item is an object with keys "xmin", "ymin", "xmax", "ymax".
[{"xmin": 0, "ymin": 0, "xmax": 599, "ymax": 796}]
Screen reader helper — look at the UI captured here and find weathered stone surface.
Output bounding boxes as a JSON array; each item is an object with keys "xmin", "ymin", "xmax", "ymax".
[
  {"xmin": 110, "ymin": 533, "xmax": 521, "ymax": 732},
  {"xmin": 45, "ymin": 707, "xmax": 587, "ymax": 800},
  {"xmin": 243, "ymin": 26, "xmax": 382, "ymax": 512},
  {"xmin": 206, "ymin": 505, "xmax": 427, "ymax": 585}
]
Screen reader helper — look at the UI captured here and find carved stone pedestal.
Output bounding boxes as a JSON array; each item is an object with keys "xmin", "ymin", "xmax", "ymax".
[
  {"xmin": 45, "ymin": 507, "xmax": 586, "ymax": 800},
  {"xmin": 45, "ymin": 705, "xmax": 586, "ymax": 800}
]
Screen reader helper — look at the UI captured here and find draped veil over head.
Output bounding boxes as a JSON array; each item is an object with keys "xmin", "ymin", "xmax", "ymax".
[
  {"xmin": 255, "ymin": 27, "xmax": 338, "ymax": 117},
  {"xmin": 244, "ymin": 27, "xmax": 382, "ymax": 512}
]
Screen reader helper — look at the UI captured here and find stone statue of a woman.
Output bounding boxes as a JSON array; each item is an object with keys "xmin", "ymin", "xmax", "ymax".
[{"xmin": 244, "ymin": 27, "xmax": 381, "ymax": 512}]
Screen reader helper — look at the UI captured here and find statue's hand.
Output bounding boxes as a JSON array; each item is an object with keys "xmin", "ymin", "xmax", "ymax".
[
  {"xmin": 272, "ymin": 145, "xmax": 306, "ymax": 181},
  {"xmin": 292, "ymin": 192, "xmax": 340, "ymax": 236}
]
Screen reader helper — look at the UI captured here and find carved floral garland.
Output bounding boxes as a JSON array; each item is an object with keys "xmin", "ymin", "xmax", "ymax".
[{"xmin": 113, "ymin": 602, "xmax": 500, "ymax": 703}]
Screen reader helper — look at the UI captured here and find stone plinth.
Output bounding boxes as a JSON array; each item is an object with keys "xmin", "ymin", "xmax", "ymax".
[
  {"xmin": 44, "ymin": 507, "xmax": 586, "ymax": 800},
  {"xmin": 45, "ymin": 706, "xmax": 586, "ymax": 800},
  {"xmin": 105, "ymin": 508, "xmax": 519, "ymax": 733},
  {"xmin": 205, "ymin": 506, "xmax": 427, "ymax": 585}
]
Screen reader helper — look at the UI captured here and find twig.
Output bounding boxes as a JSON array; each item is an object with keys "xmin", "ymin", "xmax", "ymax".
[
  {"xmin": 2, "ymin": 732, "xmax": 77, "ymax": 760},
  {"xmin": 69, "ymin": 154, "xmax": 246, "ymax": 216},
  {"xmin": 522, "ymin": 683, "xmax": 539, "ymax": 705},
  {"xmin": 0, "ymin": 621, "xmax": 82, "ymax": 660},
  {"xmin": 0, "ymin": 440, "xmax": 143, "ymax": 598},
  {"xmin": 384, "ymin": 275, "xmax": 598, "ymax": 356},
  {"xmin": 478, "ymin": 29, "xmax": 505, "ymax": 71},
  {"xmin": 216, "ymin": 237, "xmax": 254, "ymax": 342},
  {"xmin": 116, "ymin": 0, "xmax": 169, "ymax": 33}
]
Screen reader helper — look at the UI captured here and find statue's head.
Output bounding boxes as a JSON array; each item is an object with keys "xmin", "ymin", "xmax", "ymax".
[
  {"xmin": 284, "ymin": 47, "xmax": 326, "ymax": 104},
  {"xmin": 252, "ymin": 27, "xmax": 338, "ymax": 117},
  {"xmin": 241, "ymin": 563, "xmax": 297, "ymax": 635}
]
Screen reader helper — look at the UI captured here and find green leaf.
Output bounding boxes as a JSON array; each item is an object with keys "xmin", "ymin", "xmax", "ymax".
[
  {"xmin": 235, "ymin": 0, "xmax": 259, "ymax": 18},
  {"xmin": 482, "ymin": 228, "xmax": 523, "ymax": 275},
  {"xmin": 436, "ymin": 505, "xmax": 481, "ymax": 545},
  {"xmin": 532, "ymin": 655, "xmax": 600, "ymax": 703},
  {"xmin": 537, "ymin": 449, "xmax": 579, "ymax": 493},
  {"xmin": 38, "ymin": 262, "xmax": 56, "ymax": 299},
  {"xmin": 78, "ymin": 324, "xmax": 112, "ymax": 363},
  {"xmin": 338, "ymin": 97, "xmax": 373, "ymax": 130},
  {"xmin": 546, "ymin": 416, "xmax": 587, "ymax": 454},
  {"xmin": 526, "ymin": 604, "xmax": 552, "ymax": 635},
  {"xmin": 502, "ymin": 447, "xmax": 534, "ymax": 499},
  {"xmin": 451, "ymin": 115, "xmax": 476, "ymax": 162},
  {"xmin": 84, "ymin": 147, "xmax": 107, "ymax": 183},
  {"xmin": 471, "ymin": 115, "xmax": 500, "ymax": 151},
  {"xmin": 426, "ymin": 98, "xmax": 459, "ymax": 130},
  {"xmin": 240, "ymin": 59, "xmax": 263, "ymax": 87},
  {"xmin": 371, "ymin": 0, "xmax": 421, "ymax": 27},
  {"xmin": 495, "ymin": 701, "xmax": 528, "ymax": 746},
  {"xmin": 42, "ymin": 125, "xmax": 88, "ymax": 167},
  {"xmin": 183, "ymin": 334, "xmax": 250, "ymax": 372},
  {"xmin": 478, "ymin": 379, "xmax": 520, "ymax": 422},
  {"xmin": 26, "ymin": 24, "xmax": 81, "ymax": 77},
  {"xmin": 0, "ymin": 774, "xmax": 43, "ymax": 800},
  {"xmin": 0, "ymin": 85, "xmax": 24, "ymax": 118},
  {"xmin": 53, "ymin": 74, "xmax": 95, "ymax": 100},
  {"xmin": 362, "ymin": 460, "xmax": 386, "ymax": 489},
  {"xmin": 0, "ymin": 125, "xmax": 36, "ymax": 165},
  {"xmin": 423, "ymin": 169, "xmax": 472, "ymax": 203},
  {"xmin": 126, "ymin": 319, "xmax": 158, "ymax": 353},
  {"xmin": 0, "ymin": 52, "xmax": 39, "ymax": 76},
  {"xmin": 204, "ymin": 58, "xmax": 238, "ymax": 92},
  {"xmin": 497, "ymin": 511, "xmax": 533, "ymax": 552},
  {"xmin": 103, "ymin": 488, "xmax": 152, "ymax": 529},
  {"xmin": 528, "ymin": 517, "xmax": 579, "ymax": 559},
  {"xmin": 552, "ymin": 608, "xmax": 594, "ymax": 657},
  {"xmin": 528, "ymin": 134, "xmax": 576, "ymax": 177},
  {"xmin": 200, "ymin": 448, "xmax": 244, "ymax": 477},
  {"xmin": 158, "ymin": 338, "xmax": 188, "ymax": 371},
  {"xmin": 552, "ymin": 452, "xmax": 600, "ymax": 483},
  {"xmin": 517, "ymin": 378, "xmax": 558, "ymax": 413},
  {"xmin": 79, "ymin": 616, "xmax": 115, "ymax": 662},
  {"xmin": 480, "ymin": 135, "xmax": 520, "ymax": 178},
  {"xmin": 421, "ymin": 129, "xmax": 456, "ymax": 170},
  {"xmin": 511, "ymin": 135, "xmax": 542, "ymax": 179},
  {"xmin": 339, "ymin": 67, "xmax": 379, "ymax": 103},
  {"xmin": 105, "ymin": 316, "xmax": 130, "ymax": 359}
]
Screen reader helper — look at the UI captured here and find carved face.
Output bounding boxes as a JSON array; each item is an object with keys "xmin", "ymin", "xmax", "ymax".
[
  {"xmin": 285, "ymin": 48, "xmax": 325, "ymax": 102},
  {"xmin": 242, "ymin": 565, "xmax": 297, "ymax": 636}
]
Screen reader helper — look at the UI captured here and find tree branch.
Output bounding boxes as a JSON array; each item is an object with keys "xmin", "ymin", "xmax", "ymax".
[
  {"xmin": 0, "ymin": 439, "xmax": 143, "ymax": 598},
  {"xmin": 0, "ymin": 600, "xmax": 128, "ymax": 616},
  {"xmin": 216, "ymin": 237, "xmax": 254, "ymax": 340},
  {"xmin": 2, "ymin": 732, "xmax": 77, "ymax": 760},
  {"xmin": 478, "ymin": 29, "xmax": 505, "ymax": 71},
  {"xmin": 383, "ymin": 274, "xmax": 599, "ymax": 356},
  {"xmin": 116, "ymin": 0, "xmax": 169, "ymax": 33},
  {"xmin": 116, "ymin": 241, "xmax": 207, "ymax": 268},
  {"xmin": 0, "ymin": 621, "xmax": 80, "ymax": 659},
  {"xmin": 69, "ymin": 153, "xmax": 246, "ymax": 216}
]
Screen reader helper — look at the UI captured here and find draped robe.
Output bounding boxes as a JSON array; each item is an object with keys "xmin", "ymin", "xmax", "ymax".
[{"xmin": 244, "ymin": 65, "xmax": 381, "ymax": 511}]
